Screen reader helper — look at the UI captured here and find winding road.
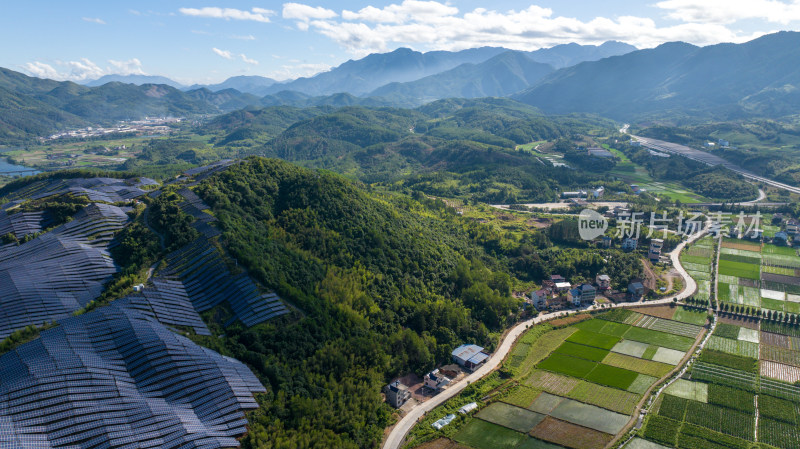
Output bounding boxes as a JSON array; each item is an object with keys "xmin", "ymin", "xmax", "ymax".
[{"xmin": 382, "ymin": 229, "xmax": 707, "ymax": 449}]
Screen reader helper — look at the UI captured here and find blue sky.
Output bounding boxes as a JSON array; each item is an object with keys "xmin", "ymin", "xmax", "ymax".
[{"xmin": 2, "ymin": 1, "xmax": 799, "ymax": 84}]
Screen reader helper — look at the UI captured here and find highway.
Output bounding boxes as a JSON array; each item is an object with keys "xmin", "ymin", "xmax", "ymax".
[
  {"xmin": 629, "ymin": 134, "xmax": 800, "ymax": 195},
  {"xmin": 382, "ymin": 229, "xmax": 707, "ymax": 449}
]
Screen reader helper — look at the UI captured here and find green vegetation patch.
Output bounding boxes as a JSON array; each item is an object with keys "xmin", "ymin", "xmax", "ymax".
[
  {"xmin": 672, "ymin": 307, "xmax": 708, "ymax": 326},
  {"xmin": 453, "ymin": 418, "xmax": 526, "ymax": 449},
  {"xmin": 537, "ymin": 353, "xmax": 597, "ymax": 379},
  {"xmin": 641, "ymin": 345, "xmax": 659, "ymax": 360},
  {"xmin": 501, "ymin": 385, "xmax": 542, "ymax": 409},
  {"xmin": 763, "ymin": 244, "xmax": 797, "ymax": 256},
  {"xmin": 627, "ymin": 374, "xmax": 657, "ymax": 394},
  {"xmin": 664, "ymin": 379, "xmax": 708, "ymax": 402},
  {"xmin": 584, "ymin": 363, "xmax": 639, "ymax": 390},
  {"xmin": 552, "ymin": 341, "xmax": 609, "ymax": 362},
  {"xmin": 643, "ymin": 415, "xmax": 681, "ymax": 447},
  {"xmin": 677, "ymin": 423, "xmax": 752, "ymax": 449},
  {"xmin": 597, "ymin": 308, "xmax": 635, "ymax": 324},
  {"xmin": 566, "ymin": 381, "xmax": 641, "ymax": 415},
  {"xmin": 719, "ymin": 253, "xmax": 761, "ymax": 265},
  {"xmin": 706, "ymin": 336, "xmax": 759, "ymax": 358},
  {"xmin": 514, "ymin": 437, "xmax": 563, "ymax": 449},
  {"xmin": 657, "ymin": 394, "xmax": 689, "ymax": 421},
  {"xmin": 549, "ymin": 397, "xmax": 631, "ymax": 434},
  {"xmin": 623, "ymin": 326, "xmax": 694, "ymax": 352},
  {"xmin": 529, "ymin": 392, "xmax": 565, "ymax": 415},
  {"xmin": 602, "ymin": 352, "xmax": 673, "ymax": 378},
  {"xmin": 565, "ymin": 330, "xmax": 621, "ymax": 350},
  {"xmin": 761, "ymin": 297, "xmax": 786, "ymax": 311},
  {"xmin": 758, "ymin": 394, "xmax": 799, "ymax": 424},
  {"xmin": 525, "ymin": 370, "xmax": 580, "ymax": 397},
  {"xmin": 611, "ymin": 340, "xmax": 649, "ymax": 358},
  {"xmin": 698, "ymin": 349, "xmax": 758, "ymax": 373},
  {"xmin": 713, "ymin": 323, "xmax": 742, "ymax": 340},
  {"xmin": 683, "ymin": 401, "xmax": 755, "ymax": 441},
  {"xmin": 717, "ymin": 260, "xmax": 760, "ymax": 280},
  {"xmin": 651, "ymin": 347, "xmax": 686, "ymax": 365},
  {"xmin": 475, "ymin": 402, "xmax": 546, "ymax": 433},
  {"xmin": 707, "ymin": 384, "xmax": 755, "ymax": 413},
  {"xmin": 758, "ymin": 418, "xmax": 800, "ymax": 449}
]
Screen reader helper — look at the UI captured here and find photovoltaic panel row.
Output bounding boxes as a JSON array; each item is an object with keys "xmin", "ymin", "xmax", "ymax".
[
  {"xmin": 161, "ymin": 238, "xmax": 288, "ymax": 327},
  {"xmin": 1, "ymin": 177, "xmax": 148, "ymax": 204},
  {"xmin": 0, "ymin": 204, "xmax": 129, "ymax": 338},
  {"xmin": 0, "ymin": 210, "xmax": 50, "ymax": 241},
  {"xmin": 117, "ymin": 278, "xmax": 211, "ymax": 336},
  {"xmin": 0, "ymin": 302, "xmax": 265, "ymax": 448}
]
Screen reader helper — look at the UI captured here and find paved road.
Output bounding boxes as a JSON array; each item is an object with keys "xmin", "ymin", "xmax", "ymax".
[
  {"xmin": 630, "ymin": 135, "xmax": 800, "ymax": 195},
  {"xmin": 382, "ymin": 230, "xmax": 707, "ymax": 449}
]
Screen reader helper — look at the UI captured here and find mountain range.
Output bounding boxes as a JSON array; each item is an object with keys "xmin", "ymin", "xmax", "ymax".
[{"xmin": 5, "ymin": 32, "xmax": 800, "ymax": 142}]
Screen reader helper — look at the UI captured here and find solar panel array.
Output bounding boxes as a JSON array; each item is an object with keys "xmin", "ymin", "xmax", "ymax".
[
  {"xmin": 117, "ymin": 278, "xmax": 211, "ymax": 336},
  {"xmin": 0, "ymin": 203, "xmax": 130, "ymax": 338},
  {"xmin": 1, "ymin": 177, "xmax": 147, "ymax": 204},
  {"xmin": 0, "ymin": 302, "xmax": 265, "ymax": 448},
  {"xmin": 178, "ymin": 188, "xmax": 221, "ymax": 238},
  {"xmin": 0, "ymin": 210, "xmax": 50, "ymax": 240},
  {"xmin": 161, "ymin": 238, "xmax": 288, "ymax": 327}
]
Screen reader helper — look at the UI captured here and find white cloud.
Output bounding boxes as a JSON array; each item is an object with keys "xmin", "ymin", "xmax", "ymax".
[
  {"xmin": 21, "ymin": 62, "xmax": 61, "ymax": 80},
  {"xmin": 179, "ymin": 7, "xmax": 274, "ymax": 23},
  {"xmin": 283, "ymin": 2, "xmax": 338, "ymax": 28},
  {"xmin": 267, "ymin": 62, "xmax": 332, "ymax": 81},
  {"xmin": 241, "ymin": 54, "xmax": 259, "ymax": 65},
  {"xmin": 22, "ymin": 57, "xmax": 129, "ymax": 81},
  {"xmin": 82, "ymin": 17, "xmax": 106, "ymax": 24},
  {"xmin": 108, "ymin": 58, "xmax": 146, "ymax": 75},
  {"xmin": 212, "ymin": 47, "xmax": 234, "ymax": 59},
  {"xmin": 281, "ymin": 1, "xmax": 785, "ymax": 55},
  {"xmin": 231, "ymin": 34, "xmax": 257, "ymax": 40},
  {"xmin": 656, "ymin": 0, "xmax": 800, "ymax": 25}
]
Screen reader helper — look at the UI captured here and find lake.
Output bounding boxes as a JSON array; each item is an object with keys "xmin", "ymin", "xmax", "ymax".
[{"xmin": 0, "ymin": 158, "xmax": 40, "ymax": 176}]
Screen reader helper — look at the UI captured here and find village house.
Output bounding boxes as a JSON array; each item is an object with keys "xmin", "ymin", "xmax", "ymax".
[
  {"xmin": 424, "ymin": 369, "xmax": 450, "ymax": 391},
  {"xmin": 384, "ymin": 380, "xmax": 411, "ymax": 408},
  {"xmin": 622, "ymin": 238, "xmax": 638, "ymax": 252},
  {"xmin": 596, "ymin": 274, "xmax": 611, "ymax": 290},
  {"xmin": 628, "ymin": 281, "xmax": 645, "ymax": 301}
]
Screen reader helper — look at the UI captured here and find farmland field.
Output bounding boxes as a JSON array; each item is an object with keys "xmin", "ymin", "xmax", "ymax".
[
  {"xmin": 584, "ymin": 363, "xmax": 639, "ymax": 390},
  {"xmin": 672, "ymin": 307, "xmax": 707, "ymax": 325},
  {"xmin": 706, "ymin": 336, "xmax": 759, "ymax": 358},
  {"xmin": 552, "ymin": 342, "xmax": 609, "ymax": 362},
  {"xmin": 759, "ymin": 418, "xmax": 800, "ymax": 449},
  {"xmin": 537, "ymin": 353, "xmax": 596, "ymax": 378},
  {"xmin": 566, "ymin": 330, "xmax": 620, "ymax": 350},
  {"xmin": 611, "ymin": 340, "xmax": 649, "ymax": 358},
  {"xmin": 549, "ymin": 398, "xmax": 630, "ymax": 434},
  {"xmin": 501, "ymin": 385, "xmax": 542, "ymax": 408},
  {"xmin": 627, "ymin": 374, "xmax": 657, "ymax": 394},
  {"xmin": 602, "ymin": 352, "xmax": 673, "ymax": 377},
  {"xmin": 529, "ymin": 416, "xmax": 613, "ymax": 449},
  {"xmin": 761, "ymin": 344, "xmax": 800, "ymax": 366},
  {"xmin": 567, "ymin": 381, "xmax": 641, "ymax": 415},
  {"xmin": 760, "ymin": 360, "xmax": 800, "ymax": 383},
  {"xmin": 664, "ymin": 379, "xmax": 708, "ymax": 402},
  {"xmin": 476, "ymin": 402, "xmax": 545, "ymax": 433},
  {"xmin": 623, "ymin": 326, "xmax": 695, "ymax": 352},
  {"xmin": 526, "ymin": 370, "xmax": 580, "ymax": 396},
  {"xmin": 453, "ymin": 419, "xmax": 526, "ymax": 449},
  {"xmin": 683, "ymin": 401, "xmax": 754, "ymax": 441},
  {"xmin": 718, "ymin": 259, "xmax": 760, "ymax": 280}
]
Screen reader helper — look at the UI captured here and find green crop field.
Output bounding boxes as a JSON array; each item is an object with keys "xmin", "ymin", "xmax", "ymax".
[
  {"xmin": 552, "ymin": 341, "xmax": 610, "ymax": 362},
  {"xmin": 566, "ymin": 330, "xmax": 621, "ymax": 350},
  {"xmin": 673, "ymin": 307, "xmax": 708, "ymax": 325},
  {"xmin": 453, "ymin": 419, "xmax": 526, "ymax": 449},
  {"xmin": 763, "ymin": 244, "xmax": 798, "ymax": 256},
  {"xmin": 501, "ymin": 385, "xmax": 542, "ymax": 408},
  {"xmin": 623, "ymin": 326, "xmax": 695, "ymax": 352},
  {"xmin": 684, "ymin": 401, "xmax": 755, "ymax": 441},
  {"xmin": 537, "ymin": 353, "xmax": 597, "ymax": 378},
  {"xmin": 628, "ymin": 374, "xmax": 657, "ymax": 394},
  {"xmin": 584, "ymin": 363, "xmax": 639, "ymax": 390},
  {"xmin": 664, "ymin": 379, "xmax": 708, "ymax": 402},
  {"xmin": 602, "ymin": 352, "xmax": 673, "ymax": 377},
  {"xmin": 718, "ymin": 260, "xmax": 761, "ymax": 280},
  {"xmin": 549, "ymin": 398, "xmax": 631, "ymax": 434},
  {"xmin": 476, "ymin": 402, "xmax": 546, "ymax": 433},
  {"xmin": 525, "ymin": 370, "xmax": 580, "ymax": 397},
  {"xmin": 706, "ymin": 336, "xmax": 759, "ymax": 358},
  {"xmin": 567, "ymin": 381, "xmax": 641, "ymax": 415},
  {"xmin": 657, "ymin": 394, "xmax": 689, "ymax": 420}
]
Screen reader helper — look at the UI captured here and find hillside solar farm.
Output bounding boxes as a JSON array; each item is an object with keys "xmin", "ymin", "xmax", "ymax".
[
  {"xmin": 414, "ymin": 308, "xmax": 707, "ymax": 449},
  {"xmin": 0, "ymin": 168, "xmax": 289, "ymax": 447}
]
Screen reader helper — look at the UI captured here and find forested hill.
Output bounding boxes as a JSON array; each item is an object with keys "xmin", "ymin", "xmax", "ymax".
[
  {"xmin": 208, "ymin": 100, "xmax": 617, "ymax": 203},
  {"xmin": 188, "ymin": 157, "xmax": 644, "ymax": 448}
]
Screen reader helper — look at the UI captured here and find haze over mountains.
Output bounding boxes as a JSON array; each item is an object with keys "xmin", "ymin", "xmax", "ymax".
[{"xmin": 4, "ymin": 32, "xmax": 800, "ymax": 142}]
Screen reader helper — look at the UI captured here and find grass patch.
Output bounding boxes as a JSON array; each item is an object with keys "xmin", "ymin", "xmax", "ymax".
[
  {"xmin": 566, "ymin": 381, "xmax": 641, "ymax": 415},
  {"xmin": 641, "ymin": 345, "xmax": 659, "ymax": 360},
  {"xmin": 476, "ymin": 402, "xmax": 545, "ymax": 433},
  {"xmin": 713, "ymin": 323, "xmax": 741, "ymax": 340},
  {"xmin": 602, "ymin": 352, "xmax": 673, "ymax": 377},
  {"xmin": 627, "ymin": 374, "xmax": 657, "ymax": 394}
]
